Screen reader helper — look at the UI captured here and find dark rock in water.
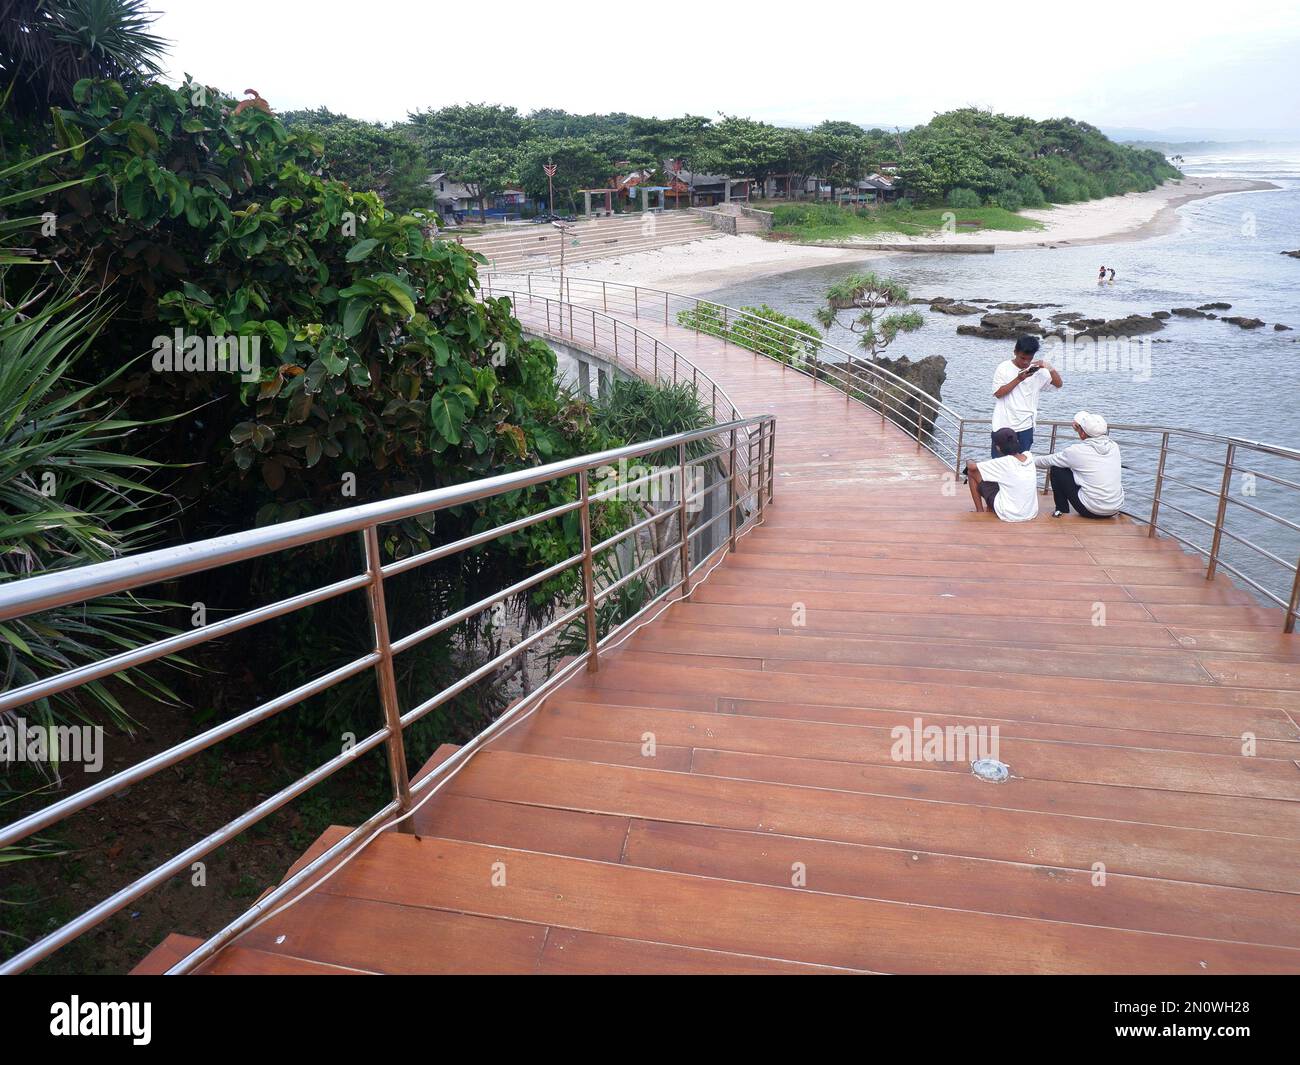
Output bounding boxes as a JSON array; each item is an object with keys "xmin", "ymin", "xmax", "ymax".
[
  {"xmin": 1151, "ymin": 311, "xmax": 1172, "ymax": 319},
  {"xmin": 872, "ymin": 353, "xmax": 948, "ymax": 402},
  {"xmin": 989, "ymin": 302, "xmax": 1060, "ymax": 311},
  {"xmin": 1067, "ymin": 318, "xmax": 1105, "ymax": 329},
  {"xmin": 930, "ymin": 301, "xmax": 982, "ymax": 315},
  {"xmin": 1171, "ymin": 307, "xmax": 1210, "ymax": 318},
  {"xmin": 1282, "ymin": 250, "xmax": 1300, "ymax": 259},
  {"xmin": 958, "ymin": 313, "xmax": 1045, "ymax": 340},
  {"xmin": 1049, "ymin": 311, "xmax": 1084, "ymax": 322},
  {"xmin": 1275, "ymin": 323, "xmax": 1293, "ymax": 331},
  {"xmin": 843, "ymin": 354, "xmax": 949, "ymax": 435},
  {"xmin": 1222, "ymin": 316, "xmax": 1265, "ymax": 329},
  {"xmin": 1078, "ymin": 315, "xmax": 1165, "ymax": 337},
  {"xmin": 1198, "ymin": 302, "xmax": 1231, "ymax": 310}
]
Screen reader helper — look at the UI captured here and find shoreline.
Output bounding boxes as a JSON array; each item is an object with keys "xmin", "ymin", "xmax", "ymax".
[{"xmin": 566, "ymin": 177, "xmax": 1279, "ymax": 293}]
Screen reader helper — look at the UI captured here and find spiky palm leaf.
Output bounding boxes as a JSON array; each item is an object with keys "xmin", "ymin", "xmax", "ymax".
[{"xmin": 0, "ymin": 0, "xmax": 168, "ymax": 114}]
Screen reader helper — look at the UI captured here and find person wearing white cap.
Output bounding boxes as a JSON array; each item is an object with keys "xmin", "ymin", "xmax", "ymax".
[{"xmin": 1033, "ymin": 411, "xmax": 1124, "ymax": 518}]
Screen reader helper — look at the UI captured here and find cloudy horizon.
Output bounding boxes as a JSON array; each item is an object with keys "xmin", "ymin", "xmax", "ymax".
[{"xmin": 155, "ymin": 0, "xmax": 1300, "ymax": 137}]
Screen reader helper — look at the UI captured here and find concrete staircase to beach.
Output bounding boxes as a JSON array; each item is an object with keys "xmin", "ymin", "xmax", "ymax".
[{"xmin": 451, "ymin": 211, "xmax": 722, "ymax": 272}]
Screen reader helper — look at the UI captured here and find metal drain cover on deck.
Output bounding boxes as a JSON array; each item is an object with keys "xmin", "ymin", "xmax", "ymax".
[{"xmin": 971, "ymin": 758, "xmax": 1010, "ymax": 783}]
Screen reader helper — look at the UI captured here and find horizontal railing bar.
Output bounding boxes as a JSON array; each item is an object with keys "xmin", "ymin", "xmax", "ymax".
[
  {"xmin": 0, "ymin": 651, "xmax": 382, "ymax": 851},
  {"xmin": 594, "ymin": 540, "xmax": 684, "ymax": 604},
  {"xmin": 590, "ymin": 504, "xmax": 681, "ymax": 556},
  {"xmin": 0, "ymin": 571, "xmax": 372, "ymax": 716},
  {"xmin": 400, "ymin": 602, "xmax": 588, "ymax": 727},
  {"xmin": 389, "ymin": 551, "xmax": 584, "ymax": 657},
  {"xmin": 0, "ymin": 726, "xmax": 391, "ymax": 975},
  {"xmin": 380, "ymin": 498, "xmax": 583, "ymax": 579},
  {"xmin": 1212, "ymin": 524, "xmax": 1298, "ymax": 572},
  {"xmin": 1226, "ymin": 463, "xmax": 1300, "ymax": 494},
  {"xmin": 167, "ymin": 797, "xmax": 403, "ymax": 974},
  {"xmin": 0, "ymin": 417, "xmax": 768, "ymax": 624},
  {"xmin": 1211, "ymin": 556, "xmax": 1291, "ymax": 609},
  {"xmin": 1222, "ymin": 494, "xmax": 1300, "ymax": 536}
]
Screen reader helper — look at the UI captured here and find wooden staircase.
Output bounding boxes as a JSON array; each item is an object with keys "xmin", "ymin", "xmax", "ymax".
[{"xmin": 134, "ymin": 300, "xmax": 1300, "ymax": 975}]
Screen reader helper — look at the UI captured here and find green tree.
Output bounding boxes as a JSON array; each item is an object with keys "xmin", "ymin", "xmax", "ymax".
[
  {"xmin": 816, "ymin": 273, "xmax": 923, "ymax": 358},
  {"xmin": 280, "ymin": 108, "xmax": 430, "ymax": 215}
]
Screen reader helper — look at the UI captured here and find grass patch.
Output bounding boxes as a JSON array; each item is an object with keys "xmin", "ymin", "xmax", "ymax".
[{"xmin": 767, "ymin": 202, "xmax": 1044, "ymax": 242}]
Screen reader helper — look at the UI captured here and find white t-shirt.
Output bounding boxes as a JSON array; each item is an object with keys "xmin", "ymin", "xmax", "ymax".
[
  {"xmin": 991, "ymin": 359, "xmax": 1056, "ymax": 432},
  {"xmin": 976, "ymin": 454, "xmax": 1039, "ymax": 522}
]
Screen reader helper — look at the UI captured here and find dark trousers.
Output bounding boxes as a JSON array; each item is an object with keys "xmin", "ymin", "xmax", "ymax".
[
  {"xmin": 1049, "ymin": 465, "xmax": 1107, "ymax": 518},
  {"xmin": 991, "ymin": 427, "xmax": 1033, "ymax": 457}
]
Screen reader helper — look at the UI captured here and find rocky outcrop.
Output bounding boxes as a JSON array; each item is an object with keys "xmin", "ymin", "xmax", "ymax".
[
  {"xmin": 956, "ymin": 311, "xmax": 1045, "ymax": 340},
  {"xmin": 1222, "ymin": 316, "xmax": 1265, "ymax": 329},
  {"xmin": 1151, "ymin": 311, "xmax": 1171, "ymax": 320},
  {"xmin": 1077, "ymin": 315, "xmax": 1165, "ymax": 337},
  {"xmin": 930, "ymin": 301, "xmax": 982, "ymax": 315},
  {"xmin": 1171, "ymin": 307, "xmax": 1210, "ymax": 318},
  {"xmin": 1275, "ymin": 323, "xmax": 1292, "ymax": 331},
  {"xmin": 1197, "ymin": 302, "xmax": 1231, "ymax": 310},
  {"xmin": 1282, "ymin": 250, "xmax": 1300, "ymax": 259},
  {"xmin": 1049, "ymin": 311, "xmax": 1084, "ymax": 322},
  {"xmin": 989, "ymin": 302, "xmax": 1061, "ymax": 311},
  {"xmin": 841, "ymin": 354, "xmax": 948, "ymax": 439}
]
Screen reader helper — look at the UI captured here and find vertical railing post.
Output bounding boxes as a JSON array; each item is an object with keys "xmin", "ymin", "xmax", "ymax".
[
  {"xmin": 756, "ymin": 422, "xmax": 768, "ymax": 522},
  {"xmin": 361, "ymin": 526, "xmax": 413, "ymax": 833},
  {"xmin": 665, "ymin": 291, "xmax": 669, "ymax": 326},
  {"xmin": 767, "ymin": 421, "xmax": 776, "ymax": 504},
  {"xmin": 602, "ymin": 281, "xmax": 608, "ymax": 312},
  {"xmin": 634, "ymin": 287, "xmax": 639, "ymax": 320},
  {"xmin": 1285, "ymin": 555, "xmax": 1300, "ymax": 635},
  {"xmin": 954, "ymin": 419, "xmax": 965, "ymax": 477},
  {"xmin": 728, "ymin": 428, "xmax": 738, "ymax": 553},
  {"xmin": 1206, "ymin": 442, "xmax": 1235, "ymax": 580},
  {"xmin": 592, "ymin": 309, "xmax": 597, "ymax": 349},
  {"xmin": 1042, "ymin": 423, "xmax": 1059, "ymax": 494},
  {"xmin": 677, "ymin": 441, "xmax": 692, "ymax": 600},
  {"xmin": 578, "ymin": 470, "xmax": 600, "ymax": 672},
  {"xmin": 1149, "ymin": 430, "xmax": 1170, "ymax": 537}
]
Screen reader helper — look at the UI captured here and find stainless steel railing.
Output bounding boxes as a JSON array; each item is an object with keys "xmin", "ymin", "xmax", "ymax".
[
  {"xmin": 487, "ymin": 285, "xmax": 745, "ymax": 425},
  {"xmin": 0, "ymin": 299, "xmax": 776, "ymax": 973},
  {"xmin": 955, "ymin": 418, "xmax": 1300, "ymax": 632},
  {"xmin": 483, "ymin": 272, "xmax": 967, "ymax": 470},
  {"xmin": 485, "ymin": 272, "xmax": 1299, "ymax": 632}
]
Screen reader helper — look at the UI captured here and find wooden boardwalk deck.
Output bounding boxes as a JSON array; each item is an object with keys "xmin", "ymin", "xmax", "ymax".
[{"xmin": 139, "ymin": 306, "xmax": 1300, "ymax": 975}]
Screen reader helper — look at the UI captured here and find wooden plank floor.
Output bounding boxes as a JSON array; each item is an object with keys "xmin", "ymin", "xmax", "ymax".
[{"xmin": 136, "ymin": 301, "xmax": 1300, "ymax": 975}]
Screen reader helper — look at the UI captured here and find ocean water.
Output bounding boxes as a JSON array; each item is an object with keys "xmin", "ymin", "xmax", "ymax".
[{"xmin": 704, "ymin": 152, "xmax": 1300, "ymax": 604}]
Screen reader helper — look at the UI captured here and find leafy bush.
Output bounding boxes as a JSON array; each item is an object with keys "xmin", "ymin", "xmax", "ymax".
[{"xmin": 946, "ymin": 187, "xmax": 982, "ymax": 209}]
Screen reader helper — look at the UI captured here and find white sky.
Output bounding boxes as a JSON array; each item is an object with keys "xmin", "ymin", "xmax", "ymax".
[{"xmin": 155, "ymin": 0, "xmax": 1300, "ymax": 133}]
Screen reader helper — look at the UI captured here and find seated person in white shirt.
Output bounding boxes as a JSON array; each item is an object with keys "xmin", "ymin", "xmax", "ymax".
[
  {"xmin": 1034, "ymin": 410, "xmax": 1125, "ymax": 518},
  {"xmin": 965, "ymin": 427, "xmax": 1039, "ymax": 522},
  {"xmin": 990, "ymin": 335, "xmax": 1063, "ymax": 456}
]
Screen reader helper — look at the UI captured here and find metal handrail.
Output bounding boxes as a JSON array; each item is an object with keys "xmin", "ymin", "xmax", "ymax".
[
  {"xmin": 954, "ymin": 416, "xmax": 1300, "ymax": 630},
  {"xmin": 484, "ymin": 287, "xmax": 745, "ymax": 426},
  {"xmin": 485, "ymin": 272, "xmax": 1299, "ymax": 633},
  {"xmin": 483, "ymin": 272, "xmax": 967, "ymax": 469},
  {"xmin": 0, "ymin": 294, "xmax": 776, "ymax": 973}
]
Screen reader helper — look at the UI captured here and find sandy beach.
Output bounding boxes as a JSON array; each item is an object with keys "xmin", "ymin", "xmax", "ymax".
[{"xmin": 567, "ymin": 176, "xmax": 1278, "ymax": 294}]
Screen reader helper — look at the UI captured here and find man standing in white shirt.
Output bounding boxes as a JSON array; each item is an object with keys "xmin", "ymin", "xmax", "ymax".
[
  {"xmin": 966, "ymin": 427, "xmax": 1039, "ymax": 522},
  {"xmin": 990, "ymin": 335, "xmax": 1062, "ymax": 456}
]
